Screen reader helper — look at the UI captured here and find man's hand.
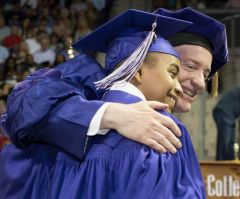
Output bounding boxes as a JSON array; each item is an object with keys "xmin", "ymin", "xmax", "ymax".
[{"xmin": 100, "ymin": 101, "xmax": 182, "ymax": 153}]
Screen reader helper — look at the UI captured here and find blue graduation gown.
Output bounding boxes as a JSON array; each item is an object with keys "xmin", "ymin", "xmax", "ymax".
[
  {"xmin": 0, "ymin": 144, "xmax": 55, "ymax": 199},
  {"xmin": 49, "ymin": 90, "xmax": 206, "ymax": 198},
  {"xmin": 0, "ymin": 54, "xmax": 105, "ymax": 199},
  {"xmin": 1, "ymin": 54, "xmax": 105, "ymax": 159},
  {"xmin": 0, "ymin": 89, "xmax": 206, "ymax": 198}
]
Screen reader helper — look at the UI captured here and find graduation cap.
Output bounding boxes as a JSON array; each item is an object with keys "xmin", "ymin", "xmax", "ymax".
[
  {"xmin": 73, "ymin": 9, "xmax": 192, "ymax": 89},
  {"xmin": 154, "ymin": 7, "xmax": 229, "ymax": 78}
]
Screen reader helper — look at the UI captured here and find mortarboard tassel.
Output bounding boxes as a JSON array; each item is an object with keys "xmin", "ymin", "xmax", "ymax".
[
  {"xmin": 211, "ymin": 72, "xmax": 218, "ymax": 98},
  {"xmin": 95, "ymin": 21, "xmax": 157, "ymax": 90}
]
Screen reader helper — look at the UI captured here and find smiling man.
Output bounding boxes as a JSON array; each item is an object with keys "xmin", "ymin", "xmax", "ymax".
[
  {"xmin": 174, "ymin": 44, "xmax": 212, "ymax": 112},
  {"xmin": 155, "ymin": 8, "xmax": 228, "ymax": 113}
]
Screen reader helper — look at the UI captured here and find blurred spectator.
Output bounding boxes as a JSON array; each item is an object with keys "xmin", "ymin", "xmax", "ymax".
[
  {"xmin": 38, "ymin": 0, "xmax": 55, "ymax": 9},
  {"xmin": 167, "ymin": 0, "xmax": 178, "ymax": 9},
  {"xmin": 60, "ymin": 35, "xmax": 79, "ymax": 60},
  {"xmin": 25, "ymin": 30, "xmax": 46, "ymax": 55},
  {"xmin": 49, "ymin": 32, "xmax": 63, "ymax": 52},
  {"xmin": 70, "ymin": 0, "xmax": 88, "ymax": 14},
  {"xmin": 17, "ymin": 56, "xmax": 34, "ymax": 81},
  {"xmin": 0, "ymin": 98, "xmax": 10, "ymax": 149},
  {"xmin": 213, "ymin": 87, "xmax": 240, "ymax": 160},
  {"xmin": 86, "ymin": 1, "xmax": 98, "ymax": 28},
  {"xmin": 74, "ymin": 14, "xmax": 92, "ymax": 41},
  {"xmin": 20, "ymin": 0, "xmax": 38, "ymax": 9},
  {"xmin": 54, "ymin": 52, "xmax": 66, "ymax": 66},
  {"xmin": 21, "ymin": 17, "xmax": 33, "ymax": 39},
  {"xmin": 0, "ymin": 83, "xmax": 11, "ymax": 102},
  {"xmin": 91, "ymin": 0, "xmax": 106, "ymax": 11},
  {"xmin": 15, "ymin": 41, "xmax": 30, "ymax": 73},
  {"xmin": 0, "ymin": 56, "xmax": 18, "ymax": 102},
  {"xmin": 52, "ymin": 18, "xmax": 67, "ymax": 38},
  {"xmin": 2, "ymin": 25, "xmax": 22, "ymax": 49},
  {"xmin": 60, "ymin": 7, "xmax": 75, "ymax": 32},
  {"xmin": 33, "ymin": 35, "xmax": 56, "ymax": 67},
  {"xmin": 60, "ymin": 7, "xmax": 70, "ymax": 20},
  {"xmin": 0, "ymin": 14, "xmax": 10, "ymax": 42},
  {"xmin": 57, "ymin": 0, "xmax": 73, "ymax": 8},
  {"xmin": 197, "ymin": 1, "xmax": 206, "ymax": 9},
  {"xmin": 0, "ymin": 100, "xmax": 6, "ymax": 118},
  {"xmin": 1, "ymin": 56, "xmax": 18, "ymax": 82},
  {"xmin": 20, "ymin": 53, "xmax": 37, "ymax": 74},
  {"xmin": 0, "ymin": 44, "xmax": 9, "ymax": 65},
  {"xmin": 25, "ymin": 53, "xmax": 36, "ymax": 70},
  {"xmin": 188, "ymin": 0, "xmax": 206, "ymax": 9},
  {"xmin": 101, "ymin": 0, "xmax": 113, "ymax": 23},
  {"xmin": 152, "ymin": 0, "xmax": 167, "ymax": 11},
  {"xmin": 40, "ymin": 7, "xmax": 54, "ymax": 29},
  {"xmin": 225, "ymin": 0, "xmax": 240, "ymax": 8},
  {"xmin": 38, "ymin": 17, "xmax": 52, "ymax": 34},
  {"xmin": 5, "ymin": 2, "xmax": 23, "ymax": 26},
  {"xmin": 0, "ymin": 134, "xmax": 10, "ymax": 151}
]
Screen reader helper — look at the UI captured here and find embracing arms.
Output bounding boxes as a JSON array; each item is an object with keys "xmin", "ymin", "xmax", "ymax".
[{"xmin": 1, "ymin": 55, "xmax": 182, "ymax": 158}]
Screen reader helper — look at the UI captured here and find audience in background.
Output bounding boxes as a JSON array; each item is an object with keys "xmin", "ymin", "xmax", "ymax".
[
  {"xmin": 0, "ymin": 14, "xmax": 10, "ymax": 43},
  {"xmin": 0, "ymin": 1, "xmax": 104, "ymax": 144}
]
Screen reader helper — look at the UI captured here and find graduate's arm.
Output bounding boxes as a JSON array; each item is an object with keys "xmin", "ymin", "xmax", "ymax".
[
  {"xmin": 34, "ymin": 95, "xmax": 105, "ymax": 159},
  {"xmin": 101, "ymin": 101, "xmax": 182, "ymax": 153},
  {"xmin": 2, "ymin": 78, "xmax": 182, "ymax": 157},
  {"xmin": 3, "ymin": 70, "xmax": 182, "ymax": 157},
  {"xmin": 1, "ymin": 76, "xmax": 105, "ymax": 159},
  {"xmin": 1, "ymin": 54, "xmax": 108, "ymax": 158}
]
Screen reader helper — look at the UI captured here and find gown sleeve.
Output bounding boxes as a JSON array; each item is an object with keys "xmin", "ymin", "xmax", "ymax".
[{"xmin": 1, "ymin": 54, "xmax": 106, "ymax": 159}]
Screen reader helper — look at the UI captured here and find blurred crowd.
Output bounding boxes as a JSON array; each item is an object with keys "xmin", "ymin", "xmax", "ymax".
[
  {"xmin": 0, "ymin": 1, "xmax": 111, "ymax": 111},
  {"xmin": 0, "ymin": 0, "xmax": 113, "ymax": 142}
]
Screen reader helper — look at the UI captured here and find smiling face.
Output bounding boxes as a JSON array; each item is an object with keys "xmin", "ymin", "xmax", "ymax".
[
  {"xmin": 173, "ymin": 44, "xmax": 213, "ymax": 112},
  {"xmin": 132, "ymin": 52, "xmax": 182, "ymax": 113}
]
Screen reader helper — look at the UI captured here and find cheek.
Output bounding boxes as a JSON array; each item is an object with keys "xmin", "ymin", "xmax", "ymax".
[
  {"xmin": 178, "ymin": 68, "xmax": 190, "ymax": 84},
  {"xmin": 140, "ymin": 75, "xmax": 159, "ymax": 100},
  {"xmin": 162, "ymin": 77, "xmax": 175, "ymax": 92},
  {"xmin": 145, "ymin": 75, "xmax": 172, "ymax": 101}
]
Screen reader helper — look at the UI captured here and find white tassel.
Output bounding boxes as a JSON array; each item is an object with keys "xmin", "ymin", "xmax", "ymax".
[{"xmin": 95, "ymin": 21, "xmax": 157, "ymax": 90}]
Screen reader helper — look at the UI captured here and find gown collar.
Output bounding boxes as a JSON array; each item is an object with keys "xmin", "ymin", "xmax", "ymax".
[{"xmin": 109, "ymin": 81, "xmax": 146, "ymax": 101}]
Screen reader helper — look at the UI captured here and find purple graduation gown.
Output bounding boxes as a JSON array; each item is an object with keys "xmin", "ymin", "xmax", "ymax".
[
  {"xmin": 0, "ymin": 54, "xmax": 106, "ymax": 198},
  {"xmin": 49, "ymin": 90, "xmax": 206, "ymax": 199},
  {"xmin": 0, "ymin": 89, "xmax": 206, "ymax": 198},
  {"xmin": 1, "ymin": 53, "xmax": 106, "ymax": 159}
]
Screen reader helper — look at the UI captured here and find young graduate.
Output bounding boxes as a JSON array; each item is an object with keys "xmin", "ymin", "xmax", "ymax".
[
  {"xmin": 48, "ymin": 10, "xmax": 205, "ymax": 199},
  {"xmin": 0, "ymin": 10, "xmax": 193, "ymax": 199}
]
